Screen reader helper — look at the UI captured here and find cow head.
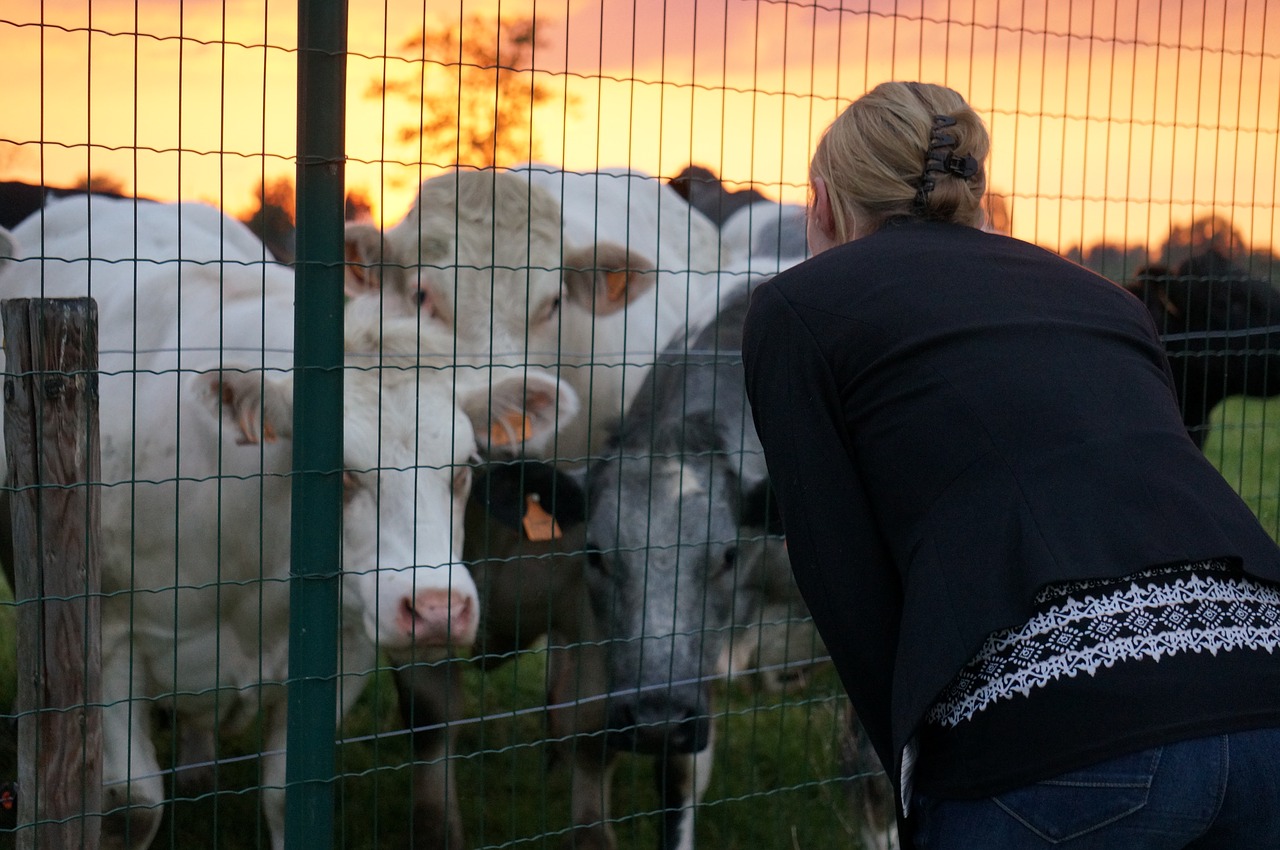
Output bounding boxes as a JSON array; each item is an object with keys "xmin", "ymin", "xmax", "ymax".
[
  {"xmin": 192, "ymin": 326, "xmax": 579, "ymax": 659},
  {"xmin": 1128, "ymin": 250, "xmax": 1280, "ymax": 446},
  {"xmin": 343, "ymin": 169, "xmax": 660, "ymax": 459},
  {"xmin": 474, "ymin": 415, "xmax": 773, "ymax": 755},
  {"xmin": 343, "ymin": 170, "xmax": 657, "ymax": 351},
  {"xmin": 469, "ymin": 447, "xmax": 783, "ymax": 755}
]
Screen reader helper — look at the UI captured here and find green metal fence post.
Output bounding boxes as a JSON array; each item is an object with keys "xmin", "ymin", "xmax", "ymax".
[{"xmin": 287, "ymin": 1, "xmax": 348, "ymax": 848}]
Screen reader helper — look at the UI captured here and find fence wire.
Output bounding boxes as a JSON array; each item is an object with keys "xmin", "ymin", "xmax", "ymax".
[{"xmin": 1, "ymin": 1, "xmax": 1278, "ymax": 849}]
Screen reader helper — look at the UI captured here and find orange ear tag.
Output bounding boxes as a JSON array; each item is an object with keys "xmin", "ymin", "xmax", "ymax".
[
  {"xmin": 522, "ymin": 493, "xmax": 562, "ymax": 541},
  {"xmin": 489, "ymin": 413, "xmax": 534, "ymax": 446},
  {"xmin": 605, "ymin": 270, "xmax": 629, "ymax": 303}
]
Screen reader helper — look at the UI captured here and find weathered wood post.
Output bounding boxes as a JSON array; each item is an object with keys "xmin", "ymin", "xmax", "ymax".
[{"xmin": 2, "ymin": 298, "xmax": 102, "ymax": 850}]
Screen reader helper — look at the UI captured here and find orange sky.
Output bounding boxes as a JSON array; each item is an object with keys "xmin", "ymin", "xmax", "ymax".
[{"xmin": 2, "ymin": 0, "xmax": 1277, "ymax": 256}]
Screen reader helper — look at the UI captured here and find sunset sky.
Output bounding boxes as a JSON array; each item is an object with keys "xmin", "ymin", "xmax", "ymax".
[{"xmin": 2, "ymin": 0, "xmax": 1277, "ymax": 257}]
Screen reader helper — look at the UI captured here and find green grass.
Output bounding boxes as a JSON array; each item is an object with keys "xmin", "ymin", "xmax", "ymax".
[
  {"xmin": 5, "ymin": 395, "xmax": 1279, "ymax": 849},
  {"xmin": 1203, "ymin": 397, "xmax": 1280, "ymax": 542}
]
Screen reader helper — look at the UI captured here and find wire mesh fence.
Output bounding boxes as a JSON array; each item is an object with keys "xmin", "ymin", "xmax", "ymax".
[{"xmin": 0, "ymin": 1, "xmax": 1278, "ymax": 849}]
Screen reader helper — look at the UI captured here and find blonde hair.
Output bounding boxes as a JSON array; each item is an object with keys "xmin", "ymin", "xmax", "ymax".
[{"xmin": 811, "ymin": 81, "xmax": 989, "ymax": 241}]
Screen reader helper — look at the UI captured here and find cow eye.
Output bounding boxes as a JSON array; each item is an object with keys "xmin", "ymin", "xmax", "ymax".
[
  {"xmin": 720, "ymin": 545, "xmax": 739, "ymax": 575},
  {"xmin": 539, "ymin": 294, "xmax": 562, "ymax": 323},
  {"xmin": 415, "ymin": 286, "xmax": 443, "ymax": 321},
  {"xmin": 585, "ymin": 545, "xmax": 607, "ymax": 575}
]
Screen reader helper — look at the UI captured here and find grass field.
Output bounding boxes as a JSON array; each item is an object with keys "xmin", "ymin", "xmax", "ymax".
[
  {"xmin": 1, "ymin": 396, "xmax": 1277, "ymax": 849},
  {"xmin": 1203, "ymin": 398, "xmax": 1280, "ymax": 540}
]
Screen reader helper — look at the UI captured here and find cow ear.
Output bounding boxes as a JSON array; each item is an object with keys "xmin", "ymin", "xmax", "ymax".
[
  {"xmin": 740, "ymin": 478, "xmax": 785, "ymax": 536},
  {"xmin": 462, "ymin": 371, "xmax": 580, "ymax": 457},
  {"xmin": 192, "ymin": 369, "xmax": 294, "ymax": 445},
  {"xmin": 561, "ymin": 242, "xmax": 657, "ymax": 315},
  {"xmin": 345, "ymin": 222, "xmax": 391, "ymax": 296},
  {"xmin": 470, "ymin": 460, "xmax": 587, "ymax": 540}
]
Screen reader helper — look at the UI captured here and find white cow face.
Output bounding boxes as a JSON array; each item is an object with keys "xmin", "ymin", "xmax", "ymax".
[
  {"xmin": 344, "ymin": 170, "xmax": 658, "ymax": 454},
  {"xmin": 337, "ymin": 362, "xmax": 481, "ymax": 655},
  {"xmin": 194, "ymin": 356, "xmax": 577, "ymax": 657}
]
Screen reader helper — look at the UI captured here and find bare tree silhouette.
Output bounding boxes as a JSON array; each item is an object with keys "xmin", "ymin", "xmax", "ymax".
[
  {"xmin": 1158, "ymin": 214, "xmax": 1248, "ymax": 270},
  {"xmin": 70, "ymin": 173, "xmax": 128, "ymax": 195},
  {"xmin": 370, "ymin": 14, "xmax": 560, "ymax": 168}
]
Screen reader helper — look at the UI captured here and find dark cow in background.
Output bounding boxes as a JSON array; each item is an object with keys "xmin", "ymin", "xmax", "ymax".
[
  {"xmin": 669, "ymin": 165, "xmax": 811, "ymax": 276},
  {"xmin": 0, "ymin": 180, "xmax": 141, "ymax": 230},
  {"xmin": 668, "ymin": 165, "xmax": 767, "ymax": 228},
  {"xmin": 1126, "ymin": 250, "xmax": 1280, "ymax": 447}
]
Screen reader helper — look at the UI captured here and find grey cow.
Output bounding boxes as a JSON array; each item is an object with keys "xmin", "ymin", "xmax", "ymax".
[{"xmin": 396, "ymin": 284, "xmax": 795, "ymax": 850}]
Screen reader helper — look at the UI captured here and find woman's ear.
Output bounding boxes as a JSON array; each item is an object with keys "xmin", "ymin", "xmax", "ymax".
[{"xmin": 807, "ymin": 176, "xmax": 839, "ymax": 255}]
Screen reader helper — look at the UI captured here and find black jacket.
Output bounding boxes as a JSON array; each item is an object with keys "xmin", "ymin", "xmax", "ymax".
[{"xmin": 742, "ymin": 220, "xmax": 1280, "ymax": 825}]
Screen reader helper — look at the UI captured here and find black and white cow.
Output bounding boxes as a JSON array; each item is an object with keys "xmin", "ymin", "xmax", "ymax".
[{"xmin": 1126, "ymin": 250, "xmax": 1280, "ymax": 447}]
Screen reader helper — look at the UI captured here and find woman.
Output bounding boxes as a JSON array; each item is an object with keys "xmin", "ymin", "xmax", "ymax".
[{"xmin": 742, "ymin": 81, "xmax": 1280, "ymax": 849}]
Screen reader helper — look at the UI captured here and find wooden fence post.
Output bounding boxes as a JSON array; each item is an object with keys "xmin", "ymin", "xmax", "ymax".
[{"xmin": 2, "ymin": 298, "xmax": 102, "ymax": 850}]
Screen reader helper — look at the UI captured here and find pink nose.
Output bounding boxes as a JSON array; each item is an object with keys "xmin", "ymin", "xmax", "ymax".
[{"xmin": 398, "ymin": 588, "xmax": 477, "ymax": 648}]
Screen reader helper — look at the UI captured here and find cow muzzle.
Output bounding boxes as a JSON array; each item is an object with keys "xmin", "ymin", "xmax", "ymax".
[
  {"xmin": 394, "ymin": 586, "xmax": 478, "ymax": 649},
  {"xmin": 606, "ymin": 691, "xmax": 710, "ymax": 755}
]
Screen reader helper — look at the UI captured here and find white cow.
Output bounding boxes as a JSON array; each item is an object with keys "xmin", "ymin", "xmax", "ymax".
[
  {"xmin": 0, "ymin": 196, "xmax": 576, "ymax": 850},
  {"xmin": 343, "ymin": 165, "xmax": 733, "ymax": 463},
  {"xmin": 719, "ymin": 199, "xmax": 810, "ymax": 277}
]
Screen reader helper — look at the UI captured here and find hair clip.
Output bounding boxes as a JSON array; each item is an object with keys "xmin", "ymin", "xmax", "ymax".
[
  {"xmin": 912, "ymin": 178, "xmax": 935, "ymax": 215},
  {"xmin": 924, "ymin": 151, "xmax": 978, "ymax": 179},
  {"xmin": 928, "ymin": 115, "xmax": 959, "ymax": 150},
  {"xmin": 929, "ymin": 131, "xmax": 957, "ymax": 150},
  {"xmin": 943, "ymin": 153, "xmax": 979, "ymax": 179}
]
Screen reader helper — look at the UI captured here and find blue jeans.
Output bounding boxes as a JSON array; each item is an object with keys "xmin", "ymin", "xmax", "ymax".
[{"xmin": 911, "ymin": 727, "xmax": 1280, "ymax": 848}]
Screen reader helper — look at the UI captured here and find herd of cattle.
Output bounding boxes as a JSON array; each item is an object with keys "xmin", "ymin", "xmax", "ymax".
[{"xmin": 0, "ymin": 166, "xmax": 1278, "ymax": 850}]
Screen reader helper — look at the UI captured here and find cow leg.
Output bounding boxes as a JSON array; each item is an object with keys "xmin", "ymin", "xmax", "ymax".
[
  {"xmin": 565, "ymin": 746, "xmax": 617, "ymax": 850},
  {"xmin": 394, "ymin": 659, "xmax": 465, "ymax": 850},
  {"xmin": 839, "ymin": 701, "xmax": 897, "ymax": 850},
  {"xmin": 260, "ymin": 644, "xmax": 374, "ymax": 850},
  {"xmin": 654, "ymin": 720, "xmax": 714, "ymax": 850},
  {"xmin": 258, "ymin": 700, "xmax": 289, "ymax": 850},
  {"xmin": 548, "ymin": 637, "xmax": 617, "ymax": 850},
  {"xmin": 100, "ymin": 649, "xmax": 164, "ymax": 850},
  {"xmin": 173, "ymin": 720, "xmax": 216, "ymax": 800}
]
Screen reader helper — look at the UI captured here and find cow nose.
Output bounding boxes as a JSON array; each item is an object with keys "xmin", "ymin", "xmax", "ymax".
[
  {"xmin": 608, "ymin": 694, "xmax": 710, "ymax": 755},
  {"xmin": 397, "ymin": 588, "xmax": 477, "ymax": 649}
]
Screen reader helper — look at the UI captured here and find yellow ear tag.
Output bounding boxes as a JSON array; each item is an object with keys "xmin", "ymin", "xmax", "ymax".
[
  {"xmin": 522, "ymin": 493, "xmax": 561, "ymax": 541},
  {"xmin": 605, "ymin": 270, "xmax": 629, "ymax": 303},
  {"xmin": 489, "ymin": 413, "xmax": 534, "ymax": 446}
]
